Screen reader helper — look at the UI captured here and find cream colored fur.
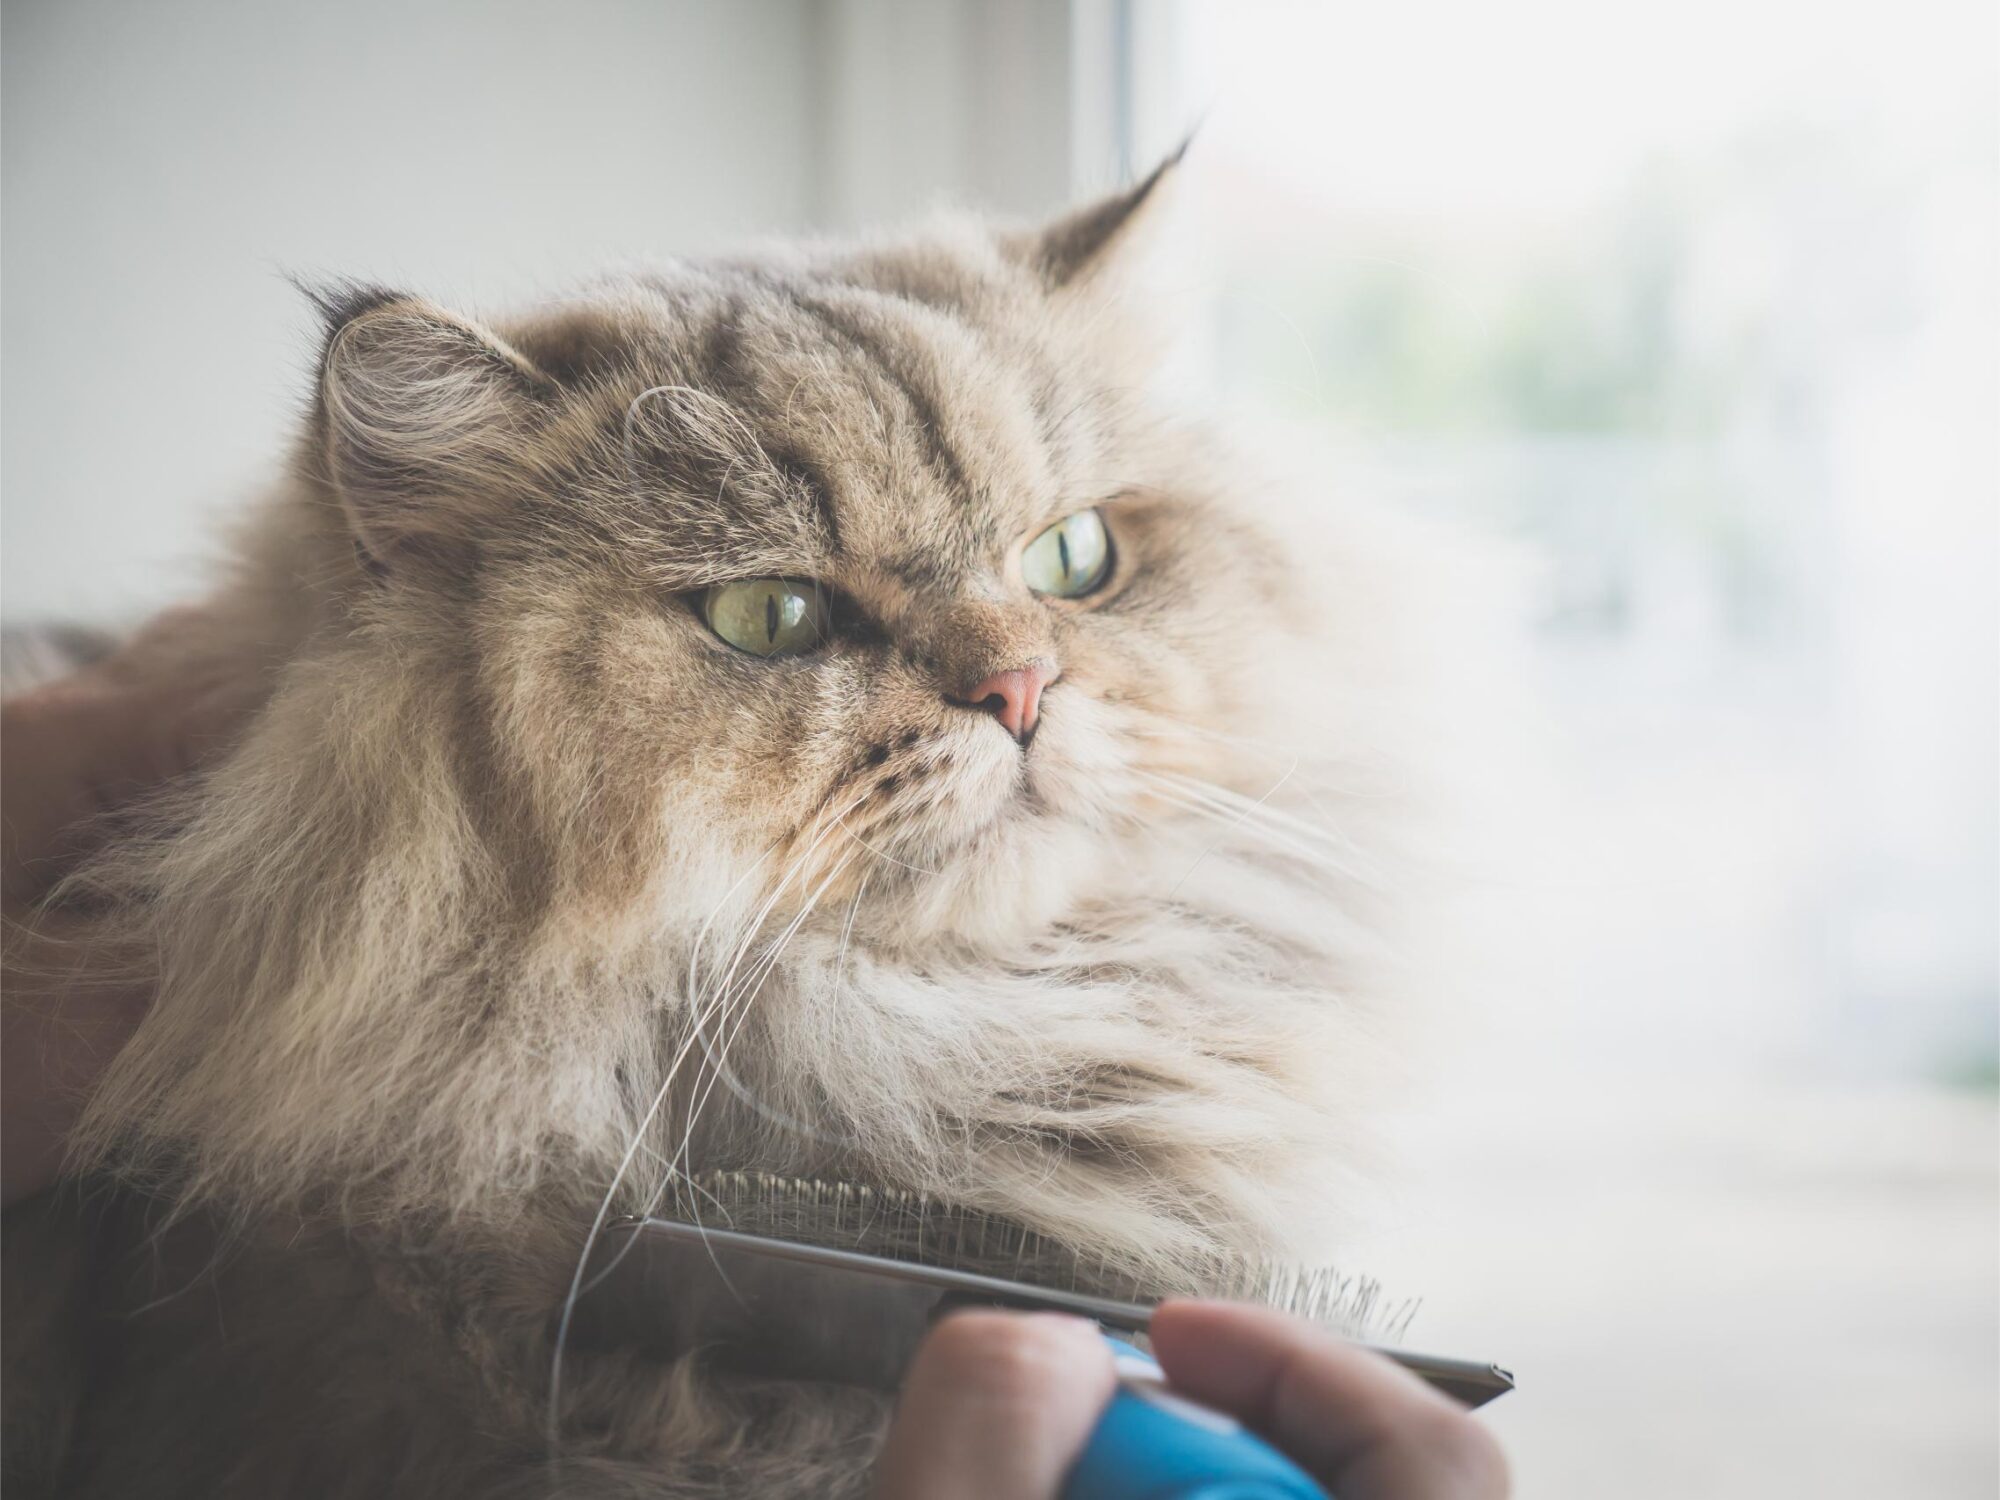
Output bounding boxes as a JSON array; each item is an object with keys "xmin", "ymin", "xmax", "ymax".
[{"xmin": 5, "ymin": 166, "xmax": 1476, "ymax": 1498}]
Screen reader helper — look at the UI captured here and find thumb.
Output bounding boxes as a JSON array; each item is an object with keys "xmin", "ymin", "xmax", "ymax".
[{"xmin": 872, "ymin": 1312, "xmax": 1116, "ymax": 1500}]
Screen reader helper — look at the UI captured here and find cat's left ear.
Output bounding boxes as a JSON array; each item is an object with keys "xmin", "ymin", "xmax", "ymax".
[
  {"xmin": 1003, "ymin": 141, "xmax": 1187, "ymax": 295},
  {"xmin": 309, "ymin": 285, "xmax": 557, "ymax": 574}
]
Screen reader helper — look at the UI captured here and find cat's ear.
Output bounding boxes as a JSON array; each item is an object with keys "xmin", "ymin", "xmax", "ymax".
[
  {"xmin": 1005, "ymin": 142, "xmax": 1187, "ymax": 293},
  {"xmin": 311, "ymin": 285, "xmax": 555, "ymax": 571}
]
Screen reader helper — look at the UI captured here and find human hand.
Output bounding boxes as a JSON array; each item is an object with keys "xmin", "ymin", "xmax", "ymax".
[
  {"xmin": 870, "ymin": 1301, "xmax": 1508, "ymax": 1500},
  {"xmin": 870, "ymin": 1311, "xmax": 1117, "ymax": 1500}
]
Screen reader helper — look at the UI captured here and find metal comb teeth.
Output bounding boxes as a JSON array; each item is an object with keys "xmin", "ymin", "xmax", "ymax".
[{"xmin": 658, "ymin": 1170, "xmax": 1422, "ymax": 1345}]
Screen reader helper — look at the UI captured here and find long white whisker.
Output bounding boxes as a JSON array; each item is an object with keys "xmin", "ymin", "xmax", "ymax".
[
  {"xmin": 1184, "ymin": 777, "xmax": 1391, "ymax": 888},
  {"xmin": 1140, "ymin": 769, "xmax": 1383, "ymax": 885},
  {"xmin": 546, "ymin": 785, "xmax": 869, "ymax": 1453},
  {"xmin": 544, "ymin": 845, "xmax": 775, "ymax": 1454},
  {"xmin": 707, "ymin": 863, "xmax": 877, "ymax": 1154},
  {"xmin": 678, "ymin": 846, "xmax": 861, "ymax": 1164},
  {"xmin": 635, "ymin": 792, "xmax": 873, "ymax": 1212},
  {"xmin": 1145, "ymin": 785, "xmax": 1356, "ymax": 879},
  {"xmin": 687, "ymin": 804, "xmax": 864, "ymax": 1055},
  {"xmin": 834, "ymin": 866, "xmax": 872, "ymax": 994},
  {"xmin": 640, "ymin": 798, "xmax": 869, "ymax": 1207},
  {"xmin": 833, "ymin": 815, "xmax": 941, "ymax": 876},
  {"xmin": 1131, "ymin": 717, "xmax": 1387, "ymax": 798},
  {"xmin": 1157, "ymin": 771, "xmax": 1368, "ymax": 852},
  {"xmin": 1147, "ymin": 760, "xmax": 1299, "ymax": 898},
  {"xmin": 682, "ymin": 845, "xmax": 858, "ymax": 1142},
  {"xmin": 647, "ymin": 832, "xmax": 863, "ymax": 1268}
]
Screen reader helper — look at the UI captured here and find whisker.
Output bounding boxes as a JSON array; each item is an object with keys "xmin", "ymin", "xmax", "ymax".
[
  {"xmin": 706, "ymin": 862, "xmax": 882, "ymax": 1154},
  {"xmin": 677, "ymin": 845, "xmax": 862, "ymax": 1165},
  {"xmin": 653, "ymin": 802, "xmax": 868, "ymax": 1190},
  {"xmin": 646, "ymin": 838, "xmax": 864, "ymax": 1265},
  {"xmin": 1140, "ymin": 769, "xmax": 1386, "ymax": 886},
  {"xmin": 1148, "ymin": 761, "xmax": 1298, "ymax": 898},
  {"xmin": 1136, "ymin": 774, "xmax": 1387, "ymax": 893},
  {"xmin": 683, "ymin": 845, "xmax": 856, "ymax": 1136},
  {"xmin": 833, "ymin": 814, "xmax": 941, "ymax": 877},
  {"xmin": 1129, "ymin": 717, "xmax": 1391, "ymax": 799},
  {"xmin": 545, "ymin": 785, "xmax": 868, "ymax": 1453}
]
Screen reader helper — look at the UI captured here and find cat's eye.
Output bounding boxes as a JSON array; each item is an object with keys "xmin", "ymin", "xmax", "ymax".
[
  {"xmin": 703, "ymin": 578, "xmax": 831, "ymax": 657},
  {"xmin": 1021, "ymin": 508, "xmax": 1111, "ymax": 598}
]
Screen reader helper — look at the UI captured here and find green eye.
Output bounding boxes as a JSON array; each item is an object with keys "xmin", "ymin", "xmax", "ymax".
[
  {"xmin": 1021, "ymin": 508, "xmax": 1111, "ymax": 598},
  {"xmin": 703, "ymin": 578, "xmax": 831, "ymax": 657}
]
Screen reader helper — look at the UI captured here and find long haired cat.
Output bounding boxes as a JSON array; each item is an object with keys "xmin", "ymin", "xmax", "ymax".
[{"xmin": 3, "ymin": 160, "xmax": 1468, "ymax": 1498}]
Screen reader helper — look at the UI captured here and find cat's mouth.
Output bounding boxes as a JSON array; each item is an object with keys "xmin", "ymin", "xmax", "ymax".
[{"xmin": 793, "ymin": 713, "xmax": 1041, "ymax": 871}]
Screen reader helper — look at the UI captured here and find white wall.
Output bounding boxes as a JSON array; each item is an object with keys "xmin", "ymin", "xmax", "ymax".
[
  {"xmin": 2, "ymin": 0, "xmax": 826, "ymax": 620},
  {"xmin": 0, "ymin": 0, "xmax": 1115, "ymax": 624},
  {"xmin": 814, "ymin": 0, "xmax": 1080, "ymax": 229}
]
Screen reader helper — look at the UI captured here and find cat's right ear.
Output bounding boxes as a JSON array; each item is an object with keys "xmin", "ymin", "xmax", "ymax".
[
  {"xmin": 1003, "ymin": 141, "xmax": 1187, "ymax": 295},
  {"xmin": 310, "ymin": 285, "xmax": 555, "ymax": 574},
  {"xmin": 1001, "ymin": 146, "xmax": 1191, "ymax": 381}
]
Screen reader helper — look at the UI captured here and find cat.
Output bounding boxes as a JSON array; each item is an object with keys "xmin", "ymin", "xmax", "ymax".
[{"xmin": 2, "ymin": 158, "xmax": 1470, "ymax": 1497}]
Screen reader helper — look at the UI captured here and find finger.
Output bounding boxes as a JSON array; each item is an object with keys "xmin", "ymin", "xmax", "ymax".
[
  {"xmin": 1148, "ymin": 1300, "xmax": 1508, "ymax": 1500},
  {"xmin": 871, "ymin": 1311, "xmax": 1116, "ymax": 1500}
]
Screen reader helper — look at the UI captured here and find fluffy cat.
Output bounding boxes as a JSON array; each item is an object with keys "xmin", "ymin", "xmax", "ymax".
[{"xmin": 2, "ymin": 161, "xmax": 1467, "ymax": 1498}]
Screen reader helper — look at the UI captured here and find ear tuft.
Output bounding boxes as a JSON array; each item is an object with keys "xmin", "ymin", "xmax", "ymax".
[
  {"xmin": 294, "ymin": 276, "xmax": 406, "ymax": 337},
  {"xmin": 1010, "ymin": 141, "xmax": 1189, "ymax": 291},
  {"xmin": 313, "ymin": 290, "xmax": 554, "ymax": 572}
]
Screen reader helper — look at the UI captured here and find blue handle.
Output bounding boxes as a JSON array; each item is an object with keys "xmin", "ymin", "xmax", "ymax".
[{"xmin": 1059, "ymin": 1337, "xmax": 1328, "ymax": 1500}]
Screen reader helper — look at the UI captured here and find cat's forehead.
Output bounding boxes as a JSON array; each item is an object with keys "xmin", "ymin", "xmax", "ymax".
[{"xmin": 538, "ymin": 269, "xmax": 1116, "ymax": 589}]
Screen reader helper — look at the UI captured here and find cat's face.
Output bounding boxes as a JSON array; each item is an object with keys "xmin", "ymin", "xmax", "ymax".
[{"xmin": 317, "ymin": 176, "xmax": 1302, "ymax": 952}]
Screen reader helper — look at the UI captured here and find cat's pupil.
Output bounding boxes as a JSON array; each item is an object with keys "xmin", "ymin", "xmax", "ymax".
[
  {"xmin": 1057, "ymin": 529, "xmax": 1072, "ymax": 579},
  {"xmin": 765, "ymin": 593, "xmax": 779, "ymax": 645}
]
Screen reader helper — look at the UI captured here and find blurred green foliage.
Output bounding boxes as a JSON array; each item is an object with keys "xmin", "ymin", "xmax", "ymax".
[{"xmin": 1213, "ymin": 167, "xmax": 1743, "ymax": 438}]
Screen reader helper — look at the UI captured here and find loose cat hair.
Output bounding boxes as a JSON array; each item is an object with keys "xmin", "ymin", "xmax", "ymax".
[{"xmin": 5, "ymin": 160, "xmax": 1477, "ymax": 1498}]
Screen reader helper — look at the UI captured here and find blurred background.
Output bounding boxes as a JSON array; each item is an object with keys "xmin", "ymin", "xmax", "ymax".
[{"xmin": 4, "ymin": 1, "xmax": 1995, "ymax": 1494}]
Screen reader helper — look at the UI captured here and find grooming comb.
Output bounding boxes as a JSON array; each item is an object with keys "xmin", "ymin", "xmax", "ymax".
[{"xmin": 571, "ymin": 1172, "xmax": 1512, "ymax": 1499}]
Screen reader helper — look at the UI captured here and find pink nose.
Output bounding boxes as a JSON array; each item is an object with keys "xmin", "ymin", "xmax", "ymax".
[{"xmin": 950, "ymin": 662, "xmax": 1058, "ymax": 744}]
